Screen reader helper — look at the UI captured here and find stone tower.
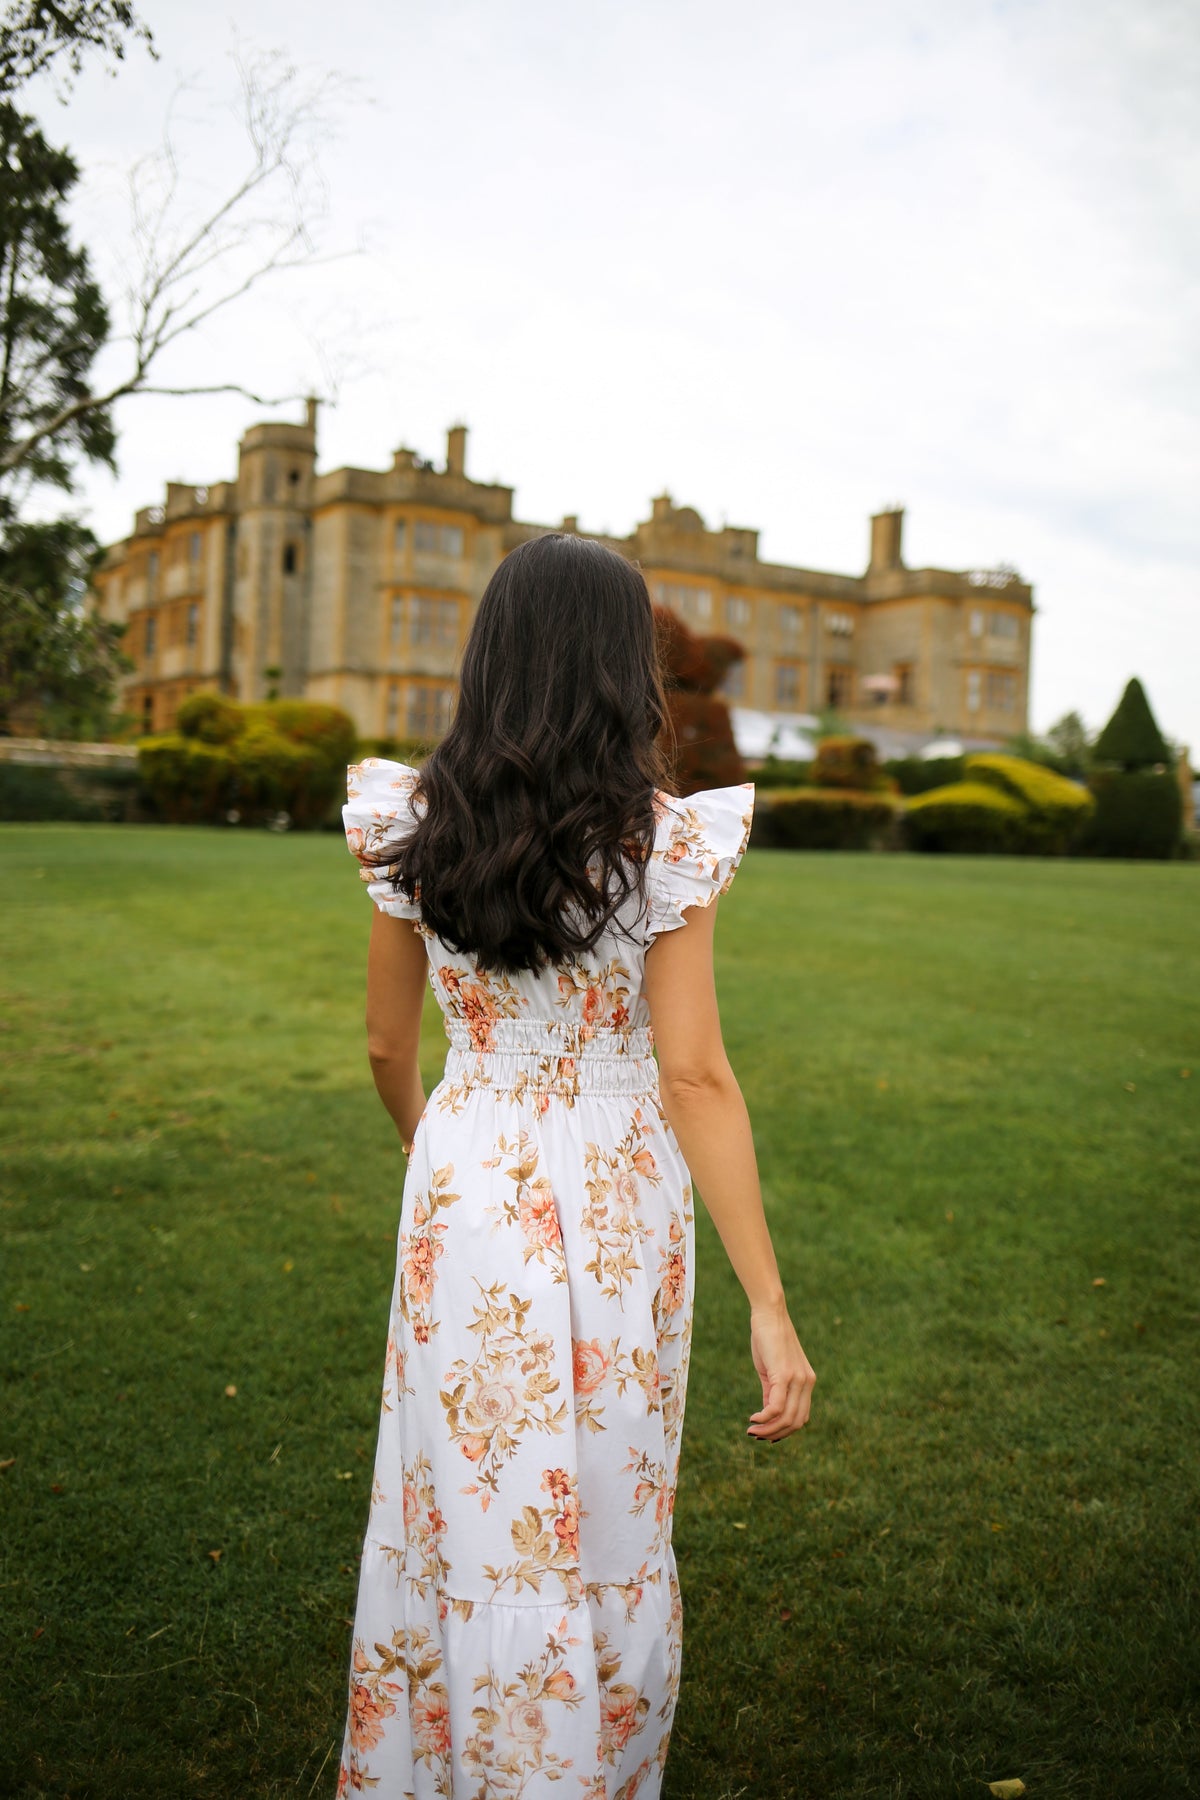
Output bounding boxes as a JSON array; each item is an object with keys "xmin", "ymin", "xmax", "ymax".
[{"xmin": 230, "ymin": 400, "xmax": 319, "ymax": 701}]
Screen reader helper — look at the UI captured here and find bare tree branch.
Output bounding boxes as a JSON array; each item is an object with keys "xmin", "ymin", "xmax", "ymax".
[{"xmin": 0, "ymin": 46, "xmax": 354, "ymax": 481}]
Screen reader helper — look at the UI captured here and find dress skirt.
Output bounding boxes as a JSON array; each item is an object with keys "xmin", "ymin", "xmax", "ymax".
[{"xmin": 337, "ymin": 1021, "xmax": 696, "ymax": 1800}]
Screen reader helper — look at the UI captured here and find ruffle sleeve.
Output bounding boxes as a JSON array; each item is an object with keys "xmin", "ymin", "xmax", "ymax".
[
  {"xmin": 643, "ymin": 782, "xmax": 755, "ymax": 941},
  {"xmin": 342, "ymin": 758, "xmax": 425, "ymax": 920}
]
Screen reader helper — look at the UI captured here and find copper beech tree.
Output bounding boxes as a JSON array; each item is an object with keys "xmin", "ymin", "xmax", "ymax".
[{"xmin": 653, "ymin": 606, "xmax": 746, "ymax": 795}]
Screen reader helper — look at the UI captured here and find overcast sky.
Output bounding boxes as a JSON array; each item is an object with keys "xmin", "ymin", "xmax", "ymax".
[{"xmin": 31, "ymin": 0, "xmax": 1200, "ymax": 751}]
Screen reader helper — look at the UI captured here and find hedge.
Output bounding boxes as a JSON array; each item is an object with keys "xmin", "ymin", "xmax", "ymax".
[
  {"xmin": 812, "ymin": 735, "xmax": 891, "ymax": 792},
  {"xmin": 755, "ymin": 787, "xmax": 898, "ymax": 851},
  {"xmin": 137, "ymin": 696, "xmax": 358, "ymax": 827},
  {"xmin": 0, "ymin": 761, "xmax": 141, "ymax": 823},
  {"xmin": 884, "ymin": 755, "xmax": 965, "ymax": 796},
  {"xmin": 965, "ymin": 753, "xmax": 1094, "ymax": 853},
  {"xmin": 902, "ymin": 780, "xmax": 1028, "ymax": 854},
  {"xmin": 751, "ymin": 758, "xmax": 813, "ymax": 790},
  {"xmin": 1078, "ymin": 769, "xmax": 1183, "ymax": 860}
]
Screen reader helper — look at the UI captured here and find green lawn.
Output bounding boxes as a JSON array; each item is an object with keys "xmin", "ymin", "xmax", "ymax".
[{"xmin": 1, "ymin": 826, "xmax": 1197, "ymax": 1799}]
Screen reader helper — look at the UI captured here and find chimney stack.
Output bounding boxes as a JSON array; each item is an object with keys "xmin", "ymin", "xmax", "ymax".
[
  {"xmin": 304, "ymin": 395, "xmax": 320, "ymax": 439},
  {"xmin": 869, "ymin": 506, "xmax": 904, "ymax": 571},
  {"xmin": 446, "ymin": 424, "xmax": 467, "ymax": 477}
]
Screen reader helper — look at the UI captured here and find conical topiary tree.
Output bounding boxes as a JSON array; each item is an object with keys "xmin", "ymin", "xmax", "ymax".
[
  {"xmin": 1083, "ymin": 677, "xmax": 1181, "ymax": 859},
  {"xmin": 1092, "ymin": 677, "xmax": 1172, "ymax": 771}
]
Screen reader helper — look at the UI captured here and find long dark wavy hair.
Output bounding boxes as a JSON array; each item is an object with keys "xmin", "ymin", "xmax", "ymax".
[{"xmin": 366, "ymin": 533, "xmax": 674, "ymax": 973}]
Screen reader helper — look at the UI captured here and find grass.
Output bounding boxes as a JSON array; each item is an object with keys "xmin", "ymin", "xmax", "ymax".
[{"xmin": 1, "ymin": 825, "xmax": 1197, "ymax": 1799}]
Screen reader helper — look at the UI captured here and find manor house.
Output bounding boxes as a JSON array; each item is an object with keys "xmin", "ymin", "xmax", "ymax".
[{"xmin": 92, "ymin": 405, "xmax": 1034, "ymax": 748}]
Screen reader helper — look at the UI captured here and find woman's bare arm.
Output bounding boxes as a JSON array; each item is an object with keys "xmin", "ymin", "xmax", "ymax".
[
  {"xmin": 644, "ymin": 896, "xmax": 815, "ymax": 1442},
  {"xmin": 363, "ymin": 909, "xmax": 429, "ymax": 1147}
]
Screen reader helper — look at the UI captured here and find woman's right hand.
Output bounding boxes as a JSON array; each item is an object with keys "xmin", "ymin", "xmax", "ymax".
[{"xmin": 748, "ymin": 1303, "xmax": 816, "ymax": 1442}]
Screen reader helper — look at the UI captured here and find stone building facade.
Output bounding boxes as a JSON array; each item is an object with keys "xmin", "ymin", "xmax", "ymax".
[{"xmin": 92, "ymin": 405, "xmax": 1034, "ymax": 747}]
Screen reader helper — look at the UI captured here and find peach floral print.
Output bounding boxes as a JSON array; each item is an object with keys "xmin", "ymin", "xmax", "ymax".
[
  {"xmin": 462, "ymin": 1614, "xmax": 586, "ymax": 1796},
  {"xmin": 581, "ymin": 1118, "xmax": 663, "ymax": 1301},
  {"xmin": 480, "ymin": 1131, "xmax": 568, "ymax": 1279},
  {"xmin": 397, "ymin": 1162, "xmax": 460, "ymax": 1346},
  {"xmin": 440, "ymin": 1281, "xmax": 567, "ymax": 1509},
  {"xmin": 435, "ymin": 962, "xmax": 524, "ymax": 1052}
]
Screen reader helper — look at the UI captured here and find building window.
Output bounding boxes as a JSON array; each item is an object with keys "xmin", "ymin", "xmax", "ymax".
[
  {"xmin": 407, "ymin": 683, "xmax": 454, "ymax": 739},
  {"xmin": 386, "ymin": 684, "xmax": 400, "ymax": 736},
  {"xmin": 826, "ymin": 666, "xmax": 852, "ymax": 708},
  {"xmin": 779, "ymin": 603, "xmax": 804, "ymax": 639},
  {"xmin": 186, "ymin": 603, "xmax": 199, "ymax": 648},
  {"xmin": 725, "ymin": 594, "xmax": 751, "ymax": 628},
  {"xmin": 411, "ymin": 596, "xmax": 459, "ymax": 646},
  {"xmin": 775, "ymin": 662, "xmax": 802, "ymax": 707},
  {"xmin": 393, "ymin": 519, "xmax": 407, "ymax": 554},
  {"xmin": 189, "ymin": 530, "xmax": 202, "ymax": 563},
  {"xmin": 148, "ymin": 551, "xmax": 160, "ymax": 585},
  {"xmin": 720, "ymin": 659, "xmax": 747, "ymax": 700},
  {"xmin": 282, "ymin": 542, "xmax": 298, "ymax": 574},
  {"xmin": 390, "ymin": 596, "xmax": 404, "ymax": 646},
  {"xmin": 658, "ymin": 582, "xmax": 708, "ymax": 619},
  {"xmin": 414, "ymin": 521, "xmax": 465, "ymax": 557},
  {"xmin": 825, "ymin": 611, "xmax": 854, "ymax": 638},
  {"xmin": 989, "ymin": 611, "xmax": 1019, "ymax": 640},
  {"xmin": 966, "ymin": 669, "xmax": 981, "ymax": 713},
  {"xmin": 141, "ymin": 693, "xmax": 153, "ymax": 731},
  {"xmin": 895, "ymin": 663, "xmax": 913, "ymax": 705},
  {"xmin": 288, "ymin": 467, "xmax": 301, "ymax": 487},
  {"xmin": 969, "ymin": 608, "xmax": 984, "ymax": 638},
  {"xmin": 144, "ymin": 614, "xmax": 157, "ymax": 657},
  {"xmin": 987, "ymin": 670, "xmax": 1017, "ymax": 711}
]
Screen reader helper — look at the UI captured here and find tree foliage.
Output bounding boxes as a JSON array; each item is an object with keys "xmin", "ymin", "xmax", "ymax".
[
  {"xmin": 0, "ymin": 516, "xmax": 131, "ymax": 737},
  {"xmin": 1092, "ymin": 677, "xmax": 1172, "ymax": 771},
  {"xmin": 0, "ymin": 0, "xmax": 154, "ymax": 96},
  {"xmin": 654, "ymin": 605, "xmax": 745, "ymax": 793},
  {"xmin": 0, "ymin": 101, "xmax": 114, "ymax": 516}
]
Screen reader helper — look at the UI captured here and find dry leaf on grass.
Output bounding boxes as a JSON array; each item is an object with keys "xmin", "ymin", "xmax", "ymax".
[{"xmin": 987, "ymin": 1781, "xmax": 1026, "ymax": 1798}]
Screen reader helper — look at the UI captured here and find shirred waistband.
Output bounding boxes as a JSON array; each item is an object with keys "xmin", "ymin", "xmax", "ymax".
[{"xmin": 441, "ymin": 1018, "xmax": 657, "ymax": 1097}]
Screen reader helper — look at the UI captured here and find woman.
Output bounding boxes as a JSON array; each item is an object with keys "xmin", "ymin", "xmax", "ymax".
[{"xmin": 336, "ymin": 533, "xmax": 815, "ymax": 1799}]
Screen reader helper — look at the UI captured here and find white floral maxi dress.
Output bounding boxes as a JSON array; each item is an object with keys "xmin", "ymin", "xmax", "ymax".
[{"xmin": 336, "ymin": 760, "xmax": 755, "ymax": 1800}]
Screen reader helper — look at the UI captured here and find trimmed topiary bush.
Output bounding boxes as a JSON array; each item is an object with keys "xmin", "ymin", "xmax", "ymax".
[
  {"xmin": 751, "ymin": 758, "xmax": 813, "ymax": 790},
  {"xmin": 244, "ymin": 700, "xmax": 357, "ymax": 773},
  {"xmin": 884, "ymin": 755, "xmax": 965, "ymax": 796},
  {"xmin": 965, "ymin": 753, "xmax": 1094, "ymax": 853},
  {"xmin": 757, "ymin": 787, "xmax": 897, "ymax": 850},
  {"xmin": 903, "ymin": 780, "xmax": 1027, "ymax": 854},
  {"xmin": 174, "ymin": 691, "xmax": 244, "ymax": 745},
  {"xmin": 1080, "ymin": 677, "xmax": 1182, "ymax": 859},
  {"xmin": 813, "ymin": 736, "xmax": 890, "ymax": 792},
  {"xmin": 356, "ymin": 735, "xmax": 432, "ymax": 765},
  {"xmin": 137, "ymin": 735, "xmax": 238, "ymax": 823},
  {"xmin": 654, "ymin": 605, "xmax": 745, "ymax": 793},
  {"xmin": 1092, "ymin": 677, "xmax": 1172, "ymax": 771},
  {"xmin": 137, "ymin": 696, "xmax": 357, "ymax": 827}
]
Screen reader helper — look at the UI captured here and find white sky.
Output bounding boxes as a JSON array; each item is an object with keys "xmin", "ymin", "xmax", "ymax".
[{"xmin": 30, "ymin": 0, "xmax": 1200, "ymax": 751}]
